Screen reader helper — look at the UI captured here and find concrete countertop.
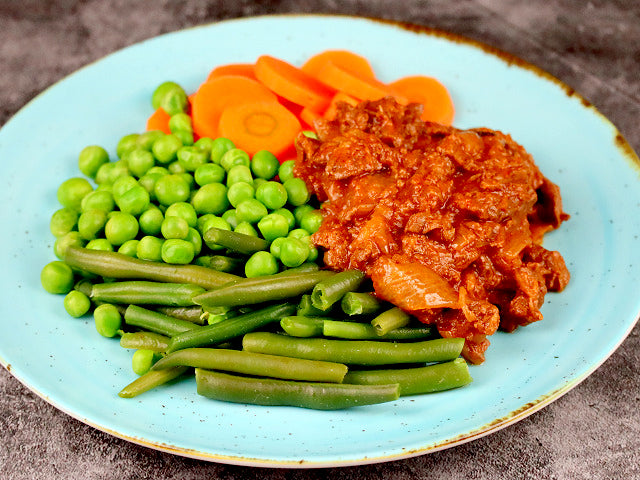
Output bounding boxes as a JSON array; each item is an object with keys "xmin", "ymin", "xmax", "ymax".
[{"xmin": 1, "ymin": 1, "xmax": 638, "ymax": 479}]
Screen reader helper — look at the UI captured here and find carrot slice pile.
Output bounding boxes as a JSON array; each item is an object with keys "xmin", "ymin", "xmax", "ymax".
[
  {"xmin": 154, "ymin": 49, "xmax": 455, "ymax": 161},
  {"xmin": 389, "ymin": 76, "xmax": 455, "ymax": 125}
]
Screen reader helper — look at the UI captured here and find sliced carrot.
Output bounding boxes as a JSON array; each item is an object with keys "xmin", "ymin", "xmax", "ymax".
[
  {"xmin": 190, "ymin": 75, "xmax": 278, "ymax": 139},
  {"xmin": 299, "ymin": 107, "xmax": 323, "ymax": 128},
  {"xmin": 217, "ymin": 101, "xmax": 302, "ymax": 157},
  {"xmin": 254, "ymin": 55, "xmax": 335, "ymax": 112},
  {"xmin": 146, "ymin": 107, "xmax": 172, "ymax": 134},
  {"xmin": 388, "ymin": 75, "xmax": 455, "ymax": 125},
  {"xmin": 206, "ymin": 63, "xmax": 257, "ymax": 82},
  {"xmin": 323, "ymin": 91, "xmax": 359, "ymax": 120},
  {"xmin": 301, "ymin": 50, "xmax": 376, "ymax": 79},
  {"xmin": 315, "ymin": 61, "xmax": 403, "ymax": 103}
]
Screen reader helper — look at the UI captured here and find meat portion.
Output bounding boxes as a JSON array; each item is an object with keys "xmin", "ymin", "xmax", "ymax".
[{"xmin": 295, "ymin": 97, "xmax": 570, "ymax": 364}]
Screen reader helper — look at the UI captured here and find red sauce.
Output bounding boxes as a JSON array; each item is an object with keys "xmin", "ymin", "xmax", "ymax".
[{"xmin": 295, "ymin": 98, "xmax": 570, "ymax": 364}]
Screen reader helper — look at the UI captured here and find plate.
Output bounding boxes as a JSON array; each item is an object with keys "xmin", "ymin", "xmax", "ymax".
[{"xmin": 0, "ymin": 15, "xmax": 639, "ymax": 467}]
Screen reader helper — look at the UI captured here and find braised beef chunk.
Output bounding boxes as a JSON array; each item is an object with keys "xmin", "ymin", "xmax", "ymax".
[{"xmin": 295, "ymin": 98, "xmax": 570, "ymax": 364}]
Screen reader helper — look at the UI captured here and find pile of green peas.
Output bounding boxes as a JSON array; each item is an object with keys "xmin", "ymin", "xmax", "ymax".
[{"xmin": 41, "ymin": 81, "xmax": 325, "ymax": 322}]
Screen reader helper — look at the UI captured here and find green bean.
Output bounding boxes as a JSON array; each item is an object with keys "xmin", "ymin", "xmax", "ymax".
[
  {"xmin": 280, "ymin": 316, "xmax": 326, "ymax": 337},
  {"xmin": 371, "ymin": 307, "xmax": 411, "ymax": 336},
  {"xmin": 322, "ymin": 320, "xmax": 435, "ymax": 341},
  {"xmin": 203, "ymin": 227, "xmax": 269, "ymax": 255},
  {"xmin": 195, "ymin": 369, "xmax": 399, "ymax": 410},
  {"xmin": 242, "ymin": 332, "xmax": 464, "ymax": 365},
  {"xmin": 167, "ymin": 303, "xmax": 296, "ymax": 353},
  {"xmin": 155, "ymin": 306, "xmax": 206, "ymax": 325},
  {"xmin": 311, "ymin": 269, "xmax": 365, "ymax": 311},
  {"xmin": 63, "ymin": 246, "xmax": 239, "ymax": 289},
  {"xmin": 341, "ymin": 292, "xmax": 382, "ymax": 316},
  {"xmin": 153, "ymin": 348, "xmax": 347, "ymax": 383},
  {"xmin": 118, "ymin": 366, "xmax": 189, "ymax": 398},
  {"xmin": 91, "ymin": 281, "xmax": 204, "ymax": 306},
  {"xmin": 194, "ymin": 255, "xmax": 243, "ymax": 273},
  {"xmin": 192, "ymin": 271, "xmax": 335, "ymax": 308},
  {"xmin": 343, "ymin": 358, "xmax": 472, "ymax": 396},
  {"xmin": 124, "ymin": 305, "xmax": 200, "ymax": 337},
  {"xmin": 119, "ymin": 331, "xmax": 170, "ymax": 352},
  {"xmin": 297, "ymin": 294, "xmax": 326, "ymax": 316}
]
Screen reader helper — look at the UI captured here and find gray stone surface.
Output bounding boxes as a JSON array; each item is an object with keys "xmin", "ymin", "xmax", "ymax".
[{"xmin": 1, "ymin": 1, "xmax": 638, "ymax": 479}]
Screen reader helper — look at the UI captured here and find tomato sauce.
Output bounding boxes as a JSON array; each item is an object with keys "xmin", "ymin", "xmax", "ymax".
[{"xmin": 295, "ymin": 98, "xmax": 570, "ymax": 364}]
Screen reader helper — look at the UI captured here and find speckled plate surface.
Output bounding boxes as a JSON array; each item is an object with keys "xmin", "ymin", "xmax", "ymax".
[{"xmin": 0, "ymin": 15, "xmax": 638, "ymax": 467}]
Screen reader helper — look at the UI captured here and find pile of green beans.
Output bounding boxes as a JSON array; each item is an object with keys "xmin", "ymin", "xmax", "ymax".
[{"xmin": 38, "ymin": 79, "xmax": 473, "ymax": 410}]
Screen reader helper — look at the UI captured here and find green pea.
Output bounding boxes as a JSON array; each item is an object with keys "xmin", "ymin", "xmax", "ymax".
[
  {"xmin": 116, "ymin": 185, "xmax": 150, "ymax": 216},
  {"xmin": 272, "ymin": 208, "xmax": 295, "ymax": 230},
  {"xmin": 94, "ymin": 304, "xmax": 122, "ymax": 338},
  {"xmin": 139, "ymin": 171, "xmax": 165, "ymax": 201},
  {"xmin": 169, "ymin": 112, "xmax": 193, "ymax": 133},
  {"xmin": 278, "ymin": 159, "xmax": 296, "ymax": 183},
  {"xmin": 77, "ymin": 209, "xmax": 108, "ymax": 240},
  {"xmin": 221, "ymin": 209, "xmax": 239, "ymax": 229},
  {"xmin": 210, "ymin": 137, "xmax": 235, "ymax": 164},
  {"xmin": 95, "ymin": 162, "xmax": 116, "ymax": 185},
  {"xmin": 161, "ymin": 238, "xmax": 195, "ymax": 264},
  {"xmin": 279, "ymin": 237, "xmax": 310, "ymax": 268},
  {"xmin": 234, "ymin": 221, "xmax": 258, "ymax": 237},
  {"xmin": 227, "ymin": 182, "xmax": 255, "ymax": 208},
  {"xmin": 236, "ymin": 198, "xmax": 268, "ymax": 224},
  {"xmin": 54, "ymin": 231, "xmax": 86, "ymax": 259},
  {"xmin": 168, "ymin": 160, "xmax": 186, "ymax": 174},
  {"xmin": 136, "ymin": 236, "xmax": 164, "ymax": 261},
  {"xmin": 50, "ymin": 208, "xmax": 79, "ymax": 237},
  {"xmin": 147, "ymin": 166, "xmax": 170, "ymax": 176},
  {"xmin": 245, "ymin": 251, "xmax": 279, "ymax": 278},
  {"xmin": 288, "ymin": 228, "xmax": 311, "ymax": 240},
  {"xmin": 194, "ymin": 137, "xmax": 215, "ymax": 155},
  {"xmin": 220, "ymin": 148, "xmax": 250, "ymax": 171},
  {"xmin": 78, "ymin": 145, "xmax": 109, "ymax": 179},
  {"xmin": 257, "ymin": 213, "xmax": 290, "ymax": 242},
  {"xmin": 138, "ymin": 207, "xmax": 164, "ymax": 236},
  {"xmin": 178, "ymin": 172, "xmax": 195, "ymax": 191},
  {"xmin": 132, "ymin": 349, "xmax": 161, "ymax": 376},
  {"xmin": 307, "ymin": 245, "xmax": 319, "ymax": 263},
  {"xmin": 136, "ymin": 130, "xmax": 165, "ymax": 151},
  {"xmin": 283, "ymin": 178, "xmax": 310, "ymax": 206},
  {"xmin": 63, "ymin": 290, "xmax": 91, "ymax": 318},
  {"xmin": 126, "ymin": 149, "xmax": 156, "ymax": 178},
  {"xmin": 300, "ymin": 209, "xmax": 323, "ymax": 234},
  {"xmin": 191, "ymin": 183, "xmax": 229, "ymax": 215},
  {"xmin": 111, "ymin": 175, "xmax": 139, "ymax": 201},
  {"xmin": 200, "ymin": 216, "xmax": 231, "ymax": 250},
  {"xmin": 194, "ymin": 163, "xmax": 226, "ymax": 186},
  {"xmin": 196, "ymin": 213, "xmax": 216, "ymax": 235},
  {"xmin": 152, "ymin": 134, "xmax": 183, "ymax": 164},
  {"xmin": 177, "ymin": 146, "xmax": 208, "ymax": 172},
  {"xmin": 161, "ymin": 216, "xmax": 189, "ymax": 239},
  {"xmin": 41, "ymin": 261, "xmax": 74, "ymax": 294},
  {"xmin": 85, "ymin": 238, "xmax": 113, "ymax": 252},
  {"xmin": 185, "ymin": 227, "xmax": 202, "ymax": 256},
  {"xmin": 227, "ymin": 165, "xmax": 253, "ymax": 186},
  {"xmin": 269, "ymin": 236, "xmax": 286, "ymax": 258},
  {"xmin": 164, "ymin": 202, "xmax": 197, "ymax": 228},
  {"xmin": 151, "ymin": 81, "xmax": 182, "ymax": 109},
  {"xmin": 173, "ymin": 129, "xmax": 194, "ymax": 147},
  {"xmin": 255, "ymin": 181, "xmax": 288, "ymax": 210},
  {"xmin": 105, "ymin": 212, "xmax": 139, "ymax": 246},
  {"xmin": 253, "ymin": 178, "xmax": 268, "ymax": 190},
  {"xmin": 80, "ymin": 190, "xmax": 115, "ymax": 213},
  {"xmin": 154, "ymin": 174, "xmax": 191, "ymax": 206},
  {"xmin": 160, "ymin": 85, "xmax": 188, "ymax": 116},
  {"xmin": 293, "ymin": 205, "xmax": 314, "ymax": 226},
  {"xmin": 57, "ymin": 177, "xmax": 93, "ymax": 210},
  {"xmin": 117, "ymin": 133, "xmax": 140, "ymax": 159},
  {"xmin": 250, "ymin": 150, "xmax": 280, "ymax": 180},
  {"xmin": 118, "ymin": 239, "xmax": 140, "ymax": 257}
]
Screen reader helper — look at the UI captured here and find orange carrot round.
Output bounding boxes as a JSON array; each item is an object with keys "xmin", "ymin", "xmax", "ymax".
[
  {"xmin": 217, "ymin": 101, "xmax": 302, "ymax": 157},
  {"xmin": 300, "ymin": 107, "xmax": 322, "ymax": 127},
  {"xmin": 254, "ymin": 55, "xmax": 334, "ymax": 113},
  {"xmin": 206, "ymin": 63, "xmax": 257, "ymax": 82},
  {"xmin": 301, "ymin": 50, "xmax": 376, "ymax": 79},
  {"xmin": 315, "ymin": 61, "xmax": 402, "ymax": 103},
  {"xmin": 388, "ymin": 75, "xmax": 455, "ymax": 125},
  {"xmin": 146, "ymin": 107, "xmax": 172, "ymax": 134},
  {"xmin": 190, "ymin": 75, "xmax": 278, "ymax": 139}
]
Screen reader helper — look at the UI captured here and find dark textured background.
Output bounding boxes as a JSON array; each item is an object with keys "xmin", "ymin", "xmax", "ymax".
[{"xmin": 1, "ymin": 1, "xmax": 639, "ymax": 479}]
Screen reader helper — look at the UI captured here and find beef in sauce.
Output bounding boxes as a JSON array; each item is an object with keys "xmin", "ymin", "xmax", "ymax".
[{"xmin": 295, "ymin": 98, "xmax": 570, "ymax": 364}]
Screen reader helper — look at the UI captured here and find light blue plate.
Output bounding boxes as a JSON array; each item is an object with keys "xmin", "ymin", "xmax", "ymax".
[{"xmin": 0, "ymin": 15, "xmax": 638, "ymax": 467}]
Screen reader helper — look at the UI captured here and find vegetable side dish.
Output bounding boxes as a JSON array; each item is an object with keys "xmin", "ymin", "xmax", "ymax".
[{"xmin": 295, "ymin": 97, "xmax": 570, "ymax": 364}]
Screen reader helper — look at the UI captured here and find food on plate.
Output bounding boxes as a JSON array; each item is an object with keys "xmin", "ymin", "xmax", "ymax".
[{"xmin": 295, "ymin": 97, "xmax": 570, "ymax": 364}]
